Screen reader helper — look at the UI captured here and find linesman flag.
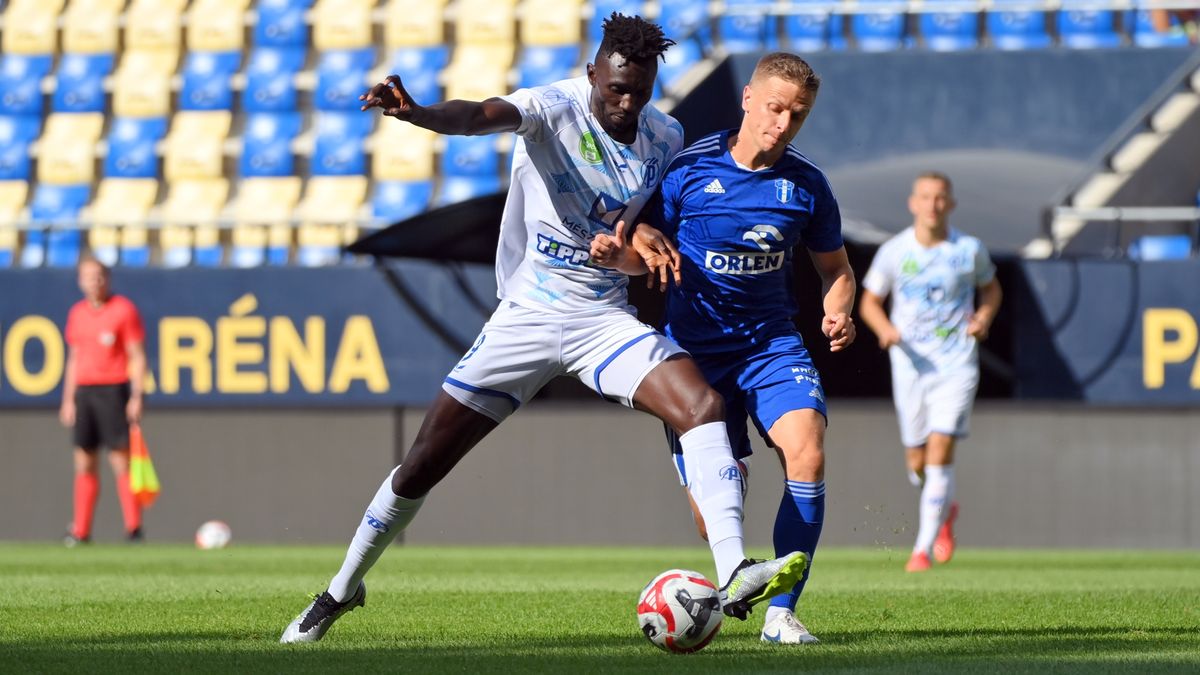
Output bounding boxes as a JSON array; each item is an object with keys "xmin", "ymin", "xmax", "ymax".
[{"xmin": 129, "ymin": 424, "xmax": 160, "ymax": 508}]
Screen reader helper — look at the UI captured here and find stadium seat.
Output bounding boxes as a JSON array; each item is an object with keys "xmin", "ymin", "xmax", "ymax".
[
  {"xmin": 52, "ymin": 54, "xmax": 116, "ymax": 113},
  {"xmin": 437, "ymin": 136, "xmax": 502, "ymax": 206},
  {"xmin": 1128, "ymin": 234, "xmax": 1193, "ymax": 261},
  {"xmin": 105, "ymin": 117, "xmax": 169, "ymax": 179},
  {"xmin": 2, "ymin": 0, "xmax": 63, "ymax": 56},
  {"xmin": 520, "ymin": 0, "xmax": 584, "ymax": 47},
  {"xmin": 230, "ymin": 176, "xmax": 302, "ymax": 267},
  {"xmin": 0, "ymin": 116, "xmax": 42, "ymax": 181},
  {"xmin": 255, "ymin": 0, "xmax": 314, "ymax": 47},
  {"xmin": 384, "ymin": 0, "xmax": 447, "ymax": 48},
  {"xmin": 315, "ymin": 48, "xmax": 376, "ymax": 112},
  {"xmin": 312, "ymin": 0, "xmax": 375, "ymax": 51},
  {"xmin": 0, "ymin": 180, "xmax": 29, "ymax": 267},
  {"xmin": 719, "ymin": 0, "xmax": 779, "ymax": 53},
  {"xmin": 783, "ymin": 1, "xmax": 847, "ymax": 52},
  {"xmin": 164, "ymin": 111, "xmax": 233, "ymax": 181},
  {"xmin": 38, "ymin": 113, "xmax": 105, "ymax": 186},
  {"xmin": 1058, "ymin": 5, "xmax": 1122, "ymax": 48},
  {"xmin": 88, "ymin": 178, "xmax": 159, "ymax": 266},
  {"xmin": 658, "ymin": 0, "xmax": 712, "ymax": 44},
  {"xmin": 180, "ymin": 51, "xmax": 242, "ymax": 111},
  {"xmin": 113, "ymin": 50, "xmax": 176, "ymax": 118},
  {"xmin": 372, "ymin": 122, "xmax": 436, "ymax": 181},
  {"xmin": 161, "ymin": 178, "xmax": 229, "ymax": 267},
  {"xmin": 126, "ymin": 0, "xmax": 187, "ymax": 55},
  {"xmin": 297, "ymin": 175, "xmax": 368, "ymax": 266},
  {"xmin": 187, "ymin": 0, "xmax": 252, "ymax": 53},
  {"xmin": 381, "ymin": 46, "xmax": 450, "ymax": 104},
  {"xmin": 659, "ymin": 38, "xmax": 703, "ymax": 93},
  {"xmin": 241, "ymin": 112, "xmax": 303, "ymax": 177},
  {"xmin": 0, "ymin": 55, "xmax": 55, "ymax": 117},
  {"xmin": 987, "ymin": 2, "xmax": 1052, "ymax": 50},
  {"xmin": 444, "ymin": 45, "xmax": 514, "ymax": 102},
  {"xmin": 243, "ymin": 47, "xmax": 307, "ymax": 112},
  {"xmin": 312, "ymin": 112, "xmax": 373, "ymax": 175},
  {"xmin": 1129, "ymin": 9, "xmax": 1193, "ymax": 47},
  {"xmin": 63, "ymin": 0, "xmax": 123, "ymax": 55},
  {"xmin": 518, "ymin": 46, "xmax": 580, "ymax": 89},
  {"xmin": 24, "ymin": 184, "xmax": 90, "ymax": 268},
  {"xmin": 919, "ymin": 2, "xmax": 980, "ymax": 51},
  {"xmin": 852, "ymin": 0, "xmax": 909, "ymax": 51},
  {"xmin": 457, "ymin": 0, "xmax": 518, "ymax": 45},
  {"xmin": 373, "ymin": 180, "xmax": 434, "ymax": 224}
]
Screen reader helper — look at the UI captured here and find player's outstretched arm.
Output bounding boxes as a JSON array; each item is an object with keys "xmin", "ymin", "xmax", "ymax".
[
  {"xmin": 809, "ymin": 247, "xmax": 857, "ymax": 353},
  {"xmin": 360, "ymin": 74, "xmax": 521, "ymax": 136}
]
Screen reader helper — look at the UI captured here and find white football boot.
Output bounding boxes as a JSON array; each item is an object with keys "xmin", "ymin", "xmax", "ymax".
[
  {"xmin": 760, "ymin": 611, "xmax": 820, "ymax": 644},
  {"xmin": 280, "ymin": 582, "xmax": 366, "ymax": 643}
]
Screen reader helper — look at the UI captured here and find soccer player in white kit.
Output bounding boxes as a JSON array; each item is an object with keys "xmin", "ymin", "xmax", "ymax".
[
  {"xmin": 280, "ymin": 15, "xmax": 807, "ymax": 644},
  {"xmin": 859, "ymin": 172, "xmax": 1003, "ymax": 573}
]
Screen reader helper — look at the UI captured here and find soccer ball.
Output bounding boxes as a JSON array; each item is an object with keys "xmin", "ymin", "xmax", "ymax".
[
  {"xmin": 636, "ymin": 569, "xmax": 723, "ymax": 653},
  {"xmin": 195, "ymin": 520, "xmax": 232, "ymax": 550}
]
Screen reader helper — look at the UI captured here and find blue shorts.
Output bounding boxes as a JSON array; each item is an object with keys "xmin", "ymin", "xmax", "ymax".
[{"xmin": 668, "ymin": 330, "xmax": 827, "ymax": 469}]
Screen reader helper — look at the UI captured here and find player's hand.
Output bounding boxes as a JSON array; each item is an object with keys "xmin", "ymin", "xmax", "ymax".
[
  {"xmin": 59, "ymin": 400, "xmax": 75, "ymax": 428},
  {"xmin": 876, "ymin": 325, "xmax": 902, "ymax": 350},
  {"xmin": 360, "ymin": 74, "xmax": 416, "ymax": 120},
  {"xmin": 590, "ymin": 219, "xmax": 628, "ymax": 269},
  {"xmin": 823, "ymin": 312, "xmax": 856, "ymax": 352},
  {"xmin": 126, "ymin": 397, "xmax": 143, "ymax": 424},
  {"xmin": 631, "ymin": 224, "xmax": 681, "ymax": 291},
  {"xmin": 967, "ymin": 314, "xmax": 990, "ymax": 341}
]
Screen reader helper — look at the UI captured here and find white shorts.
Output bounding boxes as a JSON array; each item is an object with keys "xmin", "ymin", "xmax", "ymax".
[
  {"xmin": 890, "ymin": 359, "xmax": 979, "ymax": 448},
  {"xmin": 442, "ymin": 301, "xmax": 687, "ymax": 422}
]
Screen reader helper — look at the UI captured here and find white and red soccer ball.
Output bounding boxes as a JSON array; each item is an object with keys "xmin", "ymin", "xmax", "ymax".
[
  {"xmin": 637, "ymin": 569, "xmax": 723, "ymax": 653},
  {"xmin": 195, "ymin": 520, "xmax": 232, "ymax": 550}
]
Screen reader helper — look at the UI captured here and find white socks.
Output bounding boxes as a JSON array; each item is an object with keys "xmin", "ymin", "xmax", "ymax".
[
  {"xmin": 907, "ymin": 468, "xmax": 924, "ymax": 488},
  {"xmin": 680, "ymin": 422, "xmax": 746, "ymax": 586},
  {"xmin": 328, "ymin": 466, "xmax": 426, "ymax": 603},
  {"xmin": 913, "ymin": 464, "xmax": 955, "ymax": 556}
]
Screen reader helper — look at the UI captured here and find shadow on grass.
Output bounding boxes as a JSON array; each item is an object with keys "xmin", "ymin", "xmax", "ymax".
[{"xmin": 3, "ymin": 625, "xmax": 1198, "ymax": 674}]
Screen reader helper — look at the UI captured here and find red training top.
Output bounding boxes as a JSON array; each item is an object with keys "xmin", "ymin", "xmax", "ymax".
[{"xmin": 65, "ymin": 295, "xmax": 146, "ymax": 386}]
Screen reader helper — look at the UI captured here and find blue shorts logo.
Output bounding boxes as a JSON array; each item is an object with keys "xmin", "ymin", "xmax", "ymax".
[
  {"xmin": 775, "ymin": 178, "xmax": 794, "ymax": 203},
  {"xmin": 364, "ymin": 511, "xmax": 389, "ymax": 533}
]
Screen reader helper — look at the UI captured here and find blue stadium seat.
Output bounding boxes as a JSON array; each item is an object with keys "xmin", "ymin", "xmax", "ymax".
[
  {"xmin": 315, "ymin": 48, "xmax": 376, "ymax": 112},
  {"xmin": 23, "ymin": 184, "xmax": 90, "ymax": 268},
  {"xmin": 437, "ymin": 136, "xmax": 501, "ymax": 206},
  {"xmin": 104, "ymin": 117, "xmax": 168, "ymax": 179},
  {"xmin": 719, "ymin": 0, "xmax": 779, "ymax": 53},
  {"xmin": 312, "ymin": 112, "xmax": 373, "ymax": 176},
  {"xmin": 590, "ymin": 1, "xmax": 645, "ymax": 44},
  {"xmin": 659, "ymin": 38, "xmax": 702, "ymax": 92},
  {"xmin": 783, "ymin": 2, "xmax": 847, "ymax": 52},
  {"xmin": 987, "ymin": 3, "xmax": 1052, "ymax": 50},
  {"xmin": 243, "ymin": 47, "xmax": 307, "ymax": 113},
  {"xmin": 254, "ymin": 0, "xmax": 313, "ymax": 47},
  {"xmin": 0, "ymin": 55, "xmax": 54, "ymax": 116},
  {"xmin": 240, "ymin": 112, "xmax": 303, "ymax": 177},
  {"xmin": 659, "ymin": 0, "xmax": 712, "ymax": 43},
  {"xmin": 1129, "ymin": 10, "xmax": 1192, "ymax": 47},
  {"xmin": 52, "ymin": 54, "xmax": 116, "ymax": 113},
  {"xmin": 122, "ymin": 245, "xmax": 151, "ymax": 267},
  {"xmin": 1128, "ymin": 234, "xmax": 1193, "ymax": 261},
  {"xmin": 1058, "ymin": 6, "xmax": 1122, "ymax": 48},
  {"xmin": 518, "ymin": 46, "xmax": 579, "ymax": 89},
  {"xmin": 386, "ymin": 46, "xmax": 450, "ymax": 104},
  {"xmin": 194, "ymin": 243, "xmax": 224, "ymax": 267},
  {"xmin": 180, "ymin": 51, "xmax": 242, "ymax": 111},
  {"xmin": 373, "ymin": 180, "xmax": 434, "ymax": 223},
  {"xmin": 920, "ymin": 2, "xmax": 979, "ymax": 50},
  {"xmin": 0, "ymin": 115, "xmax": 41, "ymax": 180},
  {"xmin": 852, "ymin": 1, "xmax": 909, "ymax": 51}
]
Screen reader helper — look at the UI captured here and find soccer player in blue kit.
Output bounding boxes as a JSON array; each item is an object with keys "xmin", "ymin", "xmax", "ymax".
[{"xmin": 592, "ymin": 52, "xmax": 856, "ymax": 645}]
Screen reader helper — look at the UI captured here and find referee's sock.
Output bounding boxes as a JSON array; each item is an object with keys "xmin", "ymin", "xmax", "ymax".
[
  {"xmin": 115, "ymin": 471, "xmax": 142, "ymax": 534},
  {"xmin": 72, "ymin": 472, "xmax": 100, "ymax": 540}
]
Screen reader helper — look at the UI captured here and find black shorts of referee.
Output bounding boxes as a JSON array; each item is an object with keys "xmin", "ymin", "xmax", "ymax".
[{"xmin": 74, "ymin": 383, "xmax": 131, "ymax": 452}]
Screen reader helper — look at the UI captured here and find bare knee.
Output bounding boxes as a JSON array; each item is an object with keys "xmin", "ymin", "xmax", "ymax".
[
  {"xmin": 780, "ymin": 444, "xmax": 825, "ymax": 482},
  {"xmin": 678, "ymin": 386, "xmax": 724, "ymax": 431}
]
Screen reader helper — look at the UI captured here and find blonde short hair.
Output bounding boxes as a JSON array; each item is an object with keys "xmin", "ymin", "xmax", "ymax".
[
  {"xmin": 751, "ymin": 52, "xmax": 821, "ymax": 94},
  {"xmin": 914, "ymin": 171, "xmax": 954, "ymax": 195}
]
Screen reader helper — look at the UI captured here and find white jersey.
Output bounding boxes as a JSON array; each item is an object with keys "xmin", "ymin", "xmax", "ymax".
[
  {"xmin": 496, "ymin": 76, "xmax": 684, "ymax": 312},
  {"xmin": 863, "ymin": 227, "xmax": 996, "ymax": 373}
]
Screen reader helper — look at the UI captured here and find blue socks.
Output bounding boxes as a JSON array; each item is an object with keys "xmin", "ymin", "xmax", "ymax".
[{"xmin": 768, "ymin": 479, "xmax": 825, "ymax": 612}]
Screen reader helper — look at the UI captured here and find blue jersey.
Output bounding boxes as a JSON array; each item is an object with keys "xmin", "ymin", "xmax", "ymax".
[{"xmin": 647, "ymin": 130, "xmax": 844, "ymax": 353}]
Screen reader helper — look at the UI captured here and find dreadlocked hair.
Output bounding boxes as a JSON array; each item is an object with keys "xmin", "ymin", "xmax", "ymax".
[{"xmin": 597, "ymin": 13, "xmax": 675, "ymax": 63}]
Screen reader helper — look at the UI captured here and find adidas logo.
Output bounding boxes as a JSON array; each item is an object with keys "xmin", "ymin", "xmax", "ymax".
[{"xmin": 703, "ymin": 179, "xmax": 725, "ymax": 194}]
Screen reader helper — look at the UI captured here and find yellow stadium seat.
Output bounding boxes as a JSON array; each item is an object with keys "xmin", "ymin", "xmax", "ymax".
[
  {"xmin": 444, "ymin": 44, "xmax": 514, "ymax": 101},
  {"xmin": 230, "ymin": 177, "xmax": 302, "ymax": 266},
  {"xmin": 313, "ymin": 0, "xmax": 377, "ymax": 51},
  {"xmin": 63, "ymin": 0, "xmax": 123, "ymax": 54},
  {"xmin": 0, "ymin": 181, "xmax": 29, "ymax": 226},
  {"xmin": 371, "ymin": 124, "xmax": 436, "ymax": 181},
  {"xmin": 126, "ymin": 0, "xmax": 186, "ymax": 53},
  {"xmin": 37, "ymin": 113, "xmax": 105, "ymax": 185},
  {"xmin": 90, "ymin": 178, "xmax": 159, "ymax": 226},
  {"xmin": 164, "ymin": 111, "xmax": 233, "ymax": 181},
  {"xmin": 2, "ymin": 0, "xmax": 64, "ymax": 55},
  {"xmin": 456, "ymin": 0, "xmax": 516, "ymax": 44},
  {"xmin": 297, "ymin": 176, "xmax": 367, "ymax": 266},
  {"xmin": 113, "ymin": 50, "xmax": 176, "ymax": 117},
  {"xmin": 384, "ymin": 0, "xmax": 446, "ymax": 48},
  {"xmin": 188, "ymin": 0, "xmax": 252, "ymax": 52},
  {"xmin": 161, "ymin": 178, "xmax": 229, "ymax": 267},
  {"xmin": 519, "ymin": 0, "xmax": 583, "ymax": 46},
  {"xmin": 88, "ymin": 225, "xmax": 121, "ymax": 265}
]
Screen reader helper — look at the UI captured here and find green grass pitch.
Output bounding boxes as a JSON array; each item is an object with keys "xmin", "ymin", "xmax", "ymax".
[{"xmin": 2, "ymin": 544, "xmax": 1198, "ymax": 673}]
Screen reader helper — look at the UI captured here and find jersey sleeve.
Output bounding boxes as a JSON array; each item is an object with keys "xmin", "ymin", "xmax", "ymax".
[
  {"xmin": 644, "ymin": 163, "xmax": 685, "ymax": 238},
  {"xmin": 803, "ymin": 175, "xmax": 844, "ymax": 253},
  {"xmin": 862, "ymin": 240, "xmax": 897, "ymax": 297},
  {"xmin": 973, "ymin": 240, "xmax": 997, "ymax": 286},
  {"xmin": 498, "ymin": 84, "xmax": 573, "ymax": 144}
]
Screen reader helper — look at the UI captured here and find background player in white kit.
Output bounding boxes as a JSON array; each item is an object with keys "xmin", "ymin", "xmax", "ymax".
[
  {"xmin": 859, "ymin": 172, "xmax": 1003, "ymax": 573},
  {"xmin": 280, "ymin": 14, "xmax": 807, "ymax": 644}
]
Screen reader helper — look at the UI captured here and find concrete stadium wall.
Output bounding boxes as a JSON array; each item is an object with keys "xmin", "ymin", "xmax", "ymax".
[{"xmin": 2, "ymin": 402, "xmax": 1195, "ymax": 549}]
